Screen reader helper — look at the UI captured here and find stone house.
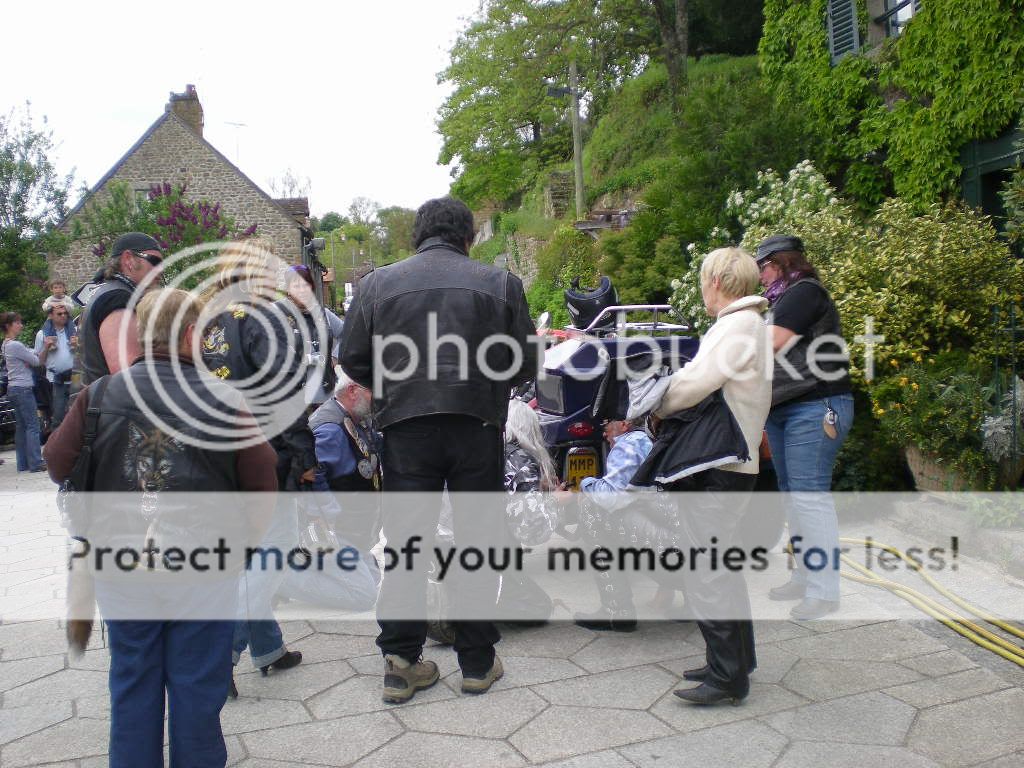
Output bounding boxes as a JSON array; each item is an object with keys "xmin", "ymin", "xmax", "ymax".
[{"xmin": 54, "ymin": 85, "xmax": 311, "ymax": 287}]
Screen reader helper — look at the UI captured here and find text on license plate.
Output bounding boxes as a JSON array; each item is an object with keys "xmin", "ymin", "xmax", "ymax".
[{"xmin": 567, "ymin": 452, "xmax": 598, "ymax": 489}]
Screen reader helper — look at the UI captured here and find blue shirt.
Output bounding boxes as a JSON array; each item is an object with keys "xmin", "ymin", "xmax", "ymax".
[
  {"xmin": 309, "ymin": 420, "xmax": 359, "ymax": 520},
  {"xmin": 580, "ymin": 429, "xmax": 653, "ymax": 509}
]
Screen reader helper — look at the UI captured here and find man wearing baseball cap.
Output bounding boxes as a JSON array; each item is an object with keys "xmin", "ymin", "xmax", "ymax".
[{"xmin": 80, "ymin": 232, "xmax": 164, "ymax": 385}]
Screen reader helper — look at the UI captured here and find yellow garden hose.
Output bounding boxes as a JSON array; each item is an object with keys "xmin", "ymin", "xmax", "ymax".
[
  {"xmin": 782, "ymin": 537, "xmax": 1024, "ymax": 668},
  {"xmin": 838, "ymin": 549, "xmax": 1024, "ymax": 665},
  {"xmin": 840, "ymin": 537, "xmax": 1024, "ymax": 642}
]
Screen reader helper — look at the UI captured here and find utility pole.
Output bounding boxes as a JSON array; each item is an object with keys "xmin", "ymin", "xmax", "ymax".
[{"xmin": 568, "ymin": 59, "xmax": 585, "ymax": 221}]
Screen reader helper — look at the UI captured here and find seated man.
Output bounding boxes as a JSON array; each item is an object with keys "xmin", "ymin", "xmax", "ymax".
[
  {"xmin": 555, "ymin": 415, "xmax": 655, "ymax": 631},
  {"xmin": 281, "ymin": 370, "xmax": 382, "ymax": 610}
]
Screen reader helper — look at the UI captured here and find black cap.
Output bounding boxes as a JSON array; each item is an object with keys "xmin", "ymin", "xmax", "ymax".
[
  {"xmin": 110, "ymin": 232, "xmax": 162, "ymax": 257},
  {"xmin": 755, "ymin": 234, "xmax": 803, "ymax": 265}
]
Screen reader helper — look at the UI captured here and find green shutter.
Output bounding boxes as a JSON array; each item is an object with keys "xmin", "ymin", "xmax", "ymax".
[{"xmin": 827, "ymin": 0, "xmax": 861, "ymax": 64}]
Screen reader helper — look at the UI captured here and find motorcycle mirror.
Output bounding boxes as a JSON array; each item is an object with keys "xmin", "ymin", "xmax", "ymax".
[{"xmin": 536, "ymin": 311, "xmax": 551, "ymax": 333}]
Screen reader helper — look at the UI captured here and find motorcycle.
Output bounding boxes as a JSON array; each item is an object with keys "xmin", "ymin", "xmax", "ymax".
[{"xmin": 532, "ymin": 277, "xmax": 699, "ymax": 488}]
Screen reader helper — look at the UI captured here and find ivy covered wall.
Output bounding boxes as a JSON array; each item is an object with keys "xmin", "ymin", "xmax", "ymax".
[{"xmin": 760, "ymin": 0, "xmax": 1024, "ymax": 207}]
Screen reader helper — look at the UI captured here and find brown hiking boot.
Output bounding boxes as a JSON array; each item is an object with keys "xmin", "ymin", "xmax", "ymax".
[
  {"xmin": 382, "ymin": 654, "xmax": 440, "ymax": 703},
  {"xmin": 461, "ymin": 656, "xmax": 504, "ymax": 694}
]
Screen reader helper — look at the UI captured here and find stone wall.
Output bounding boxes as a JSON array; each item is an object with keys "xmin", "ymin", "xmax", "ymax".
[
  {"xmin": 508, "ymin": 234, "xmax": 543, "ymax": 290},
  {"xmin": 54, "ymin": 114, "xmax": 303, "ymax": 287}
]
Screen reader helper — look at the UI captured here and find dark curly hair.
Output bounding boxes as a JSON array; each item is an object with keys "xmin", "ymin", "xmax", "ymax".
[{"xmin": 412, "ymin": 196, "xmax": 475, "ymax": 251}]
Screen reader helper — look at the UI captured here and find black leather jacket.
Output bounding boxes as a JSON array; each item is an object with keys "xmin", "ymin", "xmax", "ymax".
[
  {"xmin": 340, "ymin": 238, "xmax": 538, "ymax": 428},
  {"xmin": 201, "ymin": 302, "xmax": 318, "ymax": 484}
]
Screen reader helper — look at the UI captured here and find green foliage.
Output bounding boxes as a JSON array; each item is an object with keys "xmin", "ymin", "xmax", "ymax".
[
  {"xmin": 526, "ymin": 278, "xmax": 571, "ymax": 329},
  {"xmin": 587, "ymin": 57, "xmax": 815, "ymax": 303},
  {"xmin": 535, "ymin": 226, "xmax": 598, "ymax": 286},
  {"xmin": 71, "ymin": 181, "xmax": 255, "ymax": 290},
  {"xmin": 438, "ymin": 1, "xmax": 769, "ymax": 207},
  {"xmin": 832, "ymin": 388, "xmax": 912, "ymax": 491},
  {"xmin": 376, "ymin": 206, "xmax": 416, "ymax": 259},
  {"xmin": 0, "ymin": 104, "xmax": 71, "ymax": 328},
  {"xmin": 499, "ymin": 207, "xmax": 560, "ymax": 240},
  {"xmin": 1000, "ymin": 114, "xmax": 1024, "ymax": 246},
  {"xmin": 677, "ymin": 159, "xmax": 1023, "ymax": 488},
  {"xmin": 760, "ymin": 0, "xmax": 1024, "ymax": 207},
  {"xmin": 872, "ymin": 352, "xmax": 997, "ymax": 487},
  {"xmin": 470, "ymin": 235, "xmax": 505, "ymax": 265},
  {"xmin": 317, "ymin": 211, "xmax": 347, "ymax": 233}
]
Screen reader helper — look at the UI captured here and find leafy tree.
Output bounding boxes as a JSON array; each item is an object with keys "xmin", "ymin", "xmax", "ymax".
[
  {"xmin": 1000, "ymin": 114, "xmax": 1024, "ymax": 248},
  {"xmin": 317, "ymin": 211, "xmax": 347, "ymax": 233},
  {"xmin": 71, "ymin": 181, "xmax": 256, "ymax": 289},
  {"xmin": 0, "ymin": 104, "xmax": 72, "ymax": 333},
  {"xmin": 376, "ymin": 206, "xmax": 416, "ymax": 259},
  {"xmin": 438, "ymin": 0, "xmax": 654, "ymax": 208},
  {"xmin": 437, "ymin": 0, "xmax": 766, "ymax": 206},
  {"xmin": 347, "ymin": 196, "xmax": 379, "ymax": 229}
]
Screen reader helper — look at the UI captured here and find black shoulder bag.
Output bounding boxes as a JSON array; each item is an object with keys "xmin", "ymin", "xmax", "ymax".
[{"xmin": 58, "ymin": 376, "xmax": 110, "ymax": 537}]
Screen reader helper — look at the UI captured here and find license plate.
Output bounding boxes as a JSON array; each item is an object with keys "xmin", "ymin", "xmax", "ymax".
[{"xmin": 566, "ymin": 450, "xmax": 598, "ymax": 489}]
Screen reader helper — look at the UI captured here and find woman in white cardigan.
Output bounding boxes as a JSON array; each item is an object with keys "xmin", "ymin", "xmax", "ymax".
[{"xmin": 654, "ymin": 246, "xmax": 772, "ymax": 706}]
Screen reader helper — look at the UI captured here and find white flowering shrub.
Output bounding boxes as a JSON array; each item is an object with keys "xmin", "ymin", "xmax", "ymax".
[{"xmin": 669, "ymin": 161, "xmax": 854, "ymax": 334}]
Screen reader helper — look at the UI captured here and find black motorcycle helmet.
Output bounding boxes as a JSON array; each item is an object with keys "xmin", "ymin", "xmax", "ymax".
[{"xmin": 564, "ymin": 276, "xmax": 618, "ymax": 332}]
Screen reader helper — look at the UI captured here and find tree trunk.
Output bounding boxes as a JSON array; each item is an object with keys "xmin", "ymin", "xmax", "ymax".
[
  {"xmin": 652, "ymin": 0, "xmax": 689, "ymax": 112},
  {"xmin": 675, "ymin": 0, "xmax": 688, "ymax": 91}
]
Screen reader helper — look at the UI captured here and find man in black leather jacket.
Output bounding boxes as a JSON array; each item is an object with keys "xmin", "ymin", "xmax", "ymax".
[{"xmin": 340, "ymin": 196, "xmax": 537, "ymax": 702}]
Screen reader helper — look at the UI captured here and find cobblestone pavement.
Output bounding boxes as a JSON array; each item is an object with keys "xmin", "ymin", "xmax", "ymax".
[{"xmin": 1, "ymin": 447, "xmax": 1022, "ymax": 767}]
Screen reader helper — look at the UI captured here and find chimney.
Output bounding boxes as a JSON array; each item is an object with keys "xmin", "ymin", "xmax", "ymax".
[{"xmin": 166, "ymin": 84, "xmax": 204, "ymax": 137}]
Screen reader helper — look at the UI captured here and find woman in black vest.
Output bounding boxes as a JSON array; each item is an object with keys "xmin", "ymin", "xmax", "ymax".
[
  {"xmin": 757, "ymin": 235, "xmax": 854, "ymax": 621},
  {"xmin": 201, "ymin": 239, "xmax": 314, "ymax": 691}
]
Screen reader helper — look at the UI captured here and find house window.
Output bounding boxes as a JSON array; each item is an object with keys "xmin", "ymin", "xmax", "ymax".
[
  {"xmin": 961, "ymin": 125, "xmax": 1024, "ymax": 248},
  {"xmin": 134, "ymin": 187, "xmax": 152, "ymax": 211},
  {"xmin": 827, "ymin": 0, "xmax": 861, "ymax": 64},
  {"xmin": 875, "ymin": 0, "xmax": 920, "ymax": 39}
]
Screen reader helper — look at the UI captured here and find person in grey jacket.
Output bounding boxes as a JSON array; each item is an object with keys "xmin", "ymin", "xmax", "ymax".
[{"xmin": 2, "ymin": 312, "xmax": 45, "ymax": 472}]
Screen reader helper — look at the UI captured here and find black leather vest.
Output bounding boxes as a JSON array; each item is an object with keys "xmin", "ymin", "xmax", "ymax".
[
  {"xmin": 308, "ymin": 398, "xmax": 379, "ymax": 493},
  {"xmin": 85, "ymin": 360, "xmax": 248, "ymax": 576},
  {"xmin": 80, "ymin": 276, "xmax": 135, "ymax": 386}
]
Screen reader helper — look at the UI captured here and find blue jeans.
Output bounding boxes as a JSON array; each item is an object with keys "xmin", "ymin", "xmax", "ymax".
[
  {"xmin": 765, "ymin": 393, "xmax": 853, "ymax": 601},
  {"xmin": 233, "ymin": 498, "xmax": 298, "ymax": 668},
  {"xmin": 50, "ymin": 380, "xmax": 70, "ymax": 429},
  {"xmin": 95, "ymin": 579, "xmax": 237, "ymax": 768},
  {"xmin": 8, "ymin": 387, "xmax": 42, "ymax": 471}
]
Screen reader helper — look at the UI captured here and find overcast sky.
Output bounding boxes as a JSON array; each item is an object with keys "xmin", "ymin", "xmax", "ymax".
[{"xmin": 3, "ymin": 1, "xmax": 482, "ymax": 217}]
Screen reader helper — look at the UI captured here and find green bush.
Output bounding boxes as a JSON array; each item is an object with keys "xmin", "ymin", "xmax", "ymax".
[
  {"xmin": 674, "ymin": 159, "xmax": 1023, "ymax": 489},
  {"xmin": 589, "ymin": 56, "xmax": 815, "ymax": 303},
  {"xmin": 470, "ymin": 235, "xmax": 505, "ymax": 265},
  {"xmin": 871, "ymin": 352, "xmax": 997, "ymax": 487},
  {"xmin": 526, "ymin": 278, "xmax": 571, "ymax": 329}
]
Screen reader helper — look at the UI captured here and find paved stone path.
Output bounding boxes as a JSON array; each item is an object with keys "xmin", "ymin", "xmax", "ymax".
[{"xmin": 1, "ymin": 447, "xmax": 1023, "ymax": 767}]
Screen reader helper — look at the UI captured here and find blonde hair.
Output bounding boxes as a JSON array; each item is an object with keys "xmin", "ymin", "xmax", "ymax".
[
  {"xmin": 136, "ymin": 289, "xmax": 200, "ymax": 352},
  {"xmin": 203, "ymin": 237, "xmax": 278, "ymax": 303},
  {"xmin": 700, "ymin": 246, "xmax": 760, "ymax": 300}
]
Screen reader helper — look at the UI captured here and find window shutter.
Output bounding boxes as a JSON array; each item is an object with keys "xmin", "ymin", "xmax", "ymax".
[{"xmin": 827, "ymin": 0, "xmax": 861, "ymax": 64}]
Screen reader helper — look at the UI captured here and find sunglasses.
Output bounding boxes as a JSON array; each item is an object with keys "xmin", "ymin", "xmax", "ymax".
[
  {"xmin": 132, "ymin": 250, "xmax": 163, "ymax": 267},
  {"xmin": 758, "ymin": 259, "xmax": 774, "ymax": 273}
]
